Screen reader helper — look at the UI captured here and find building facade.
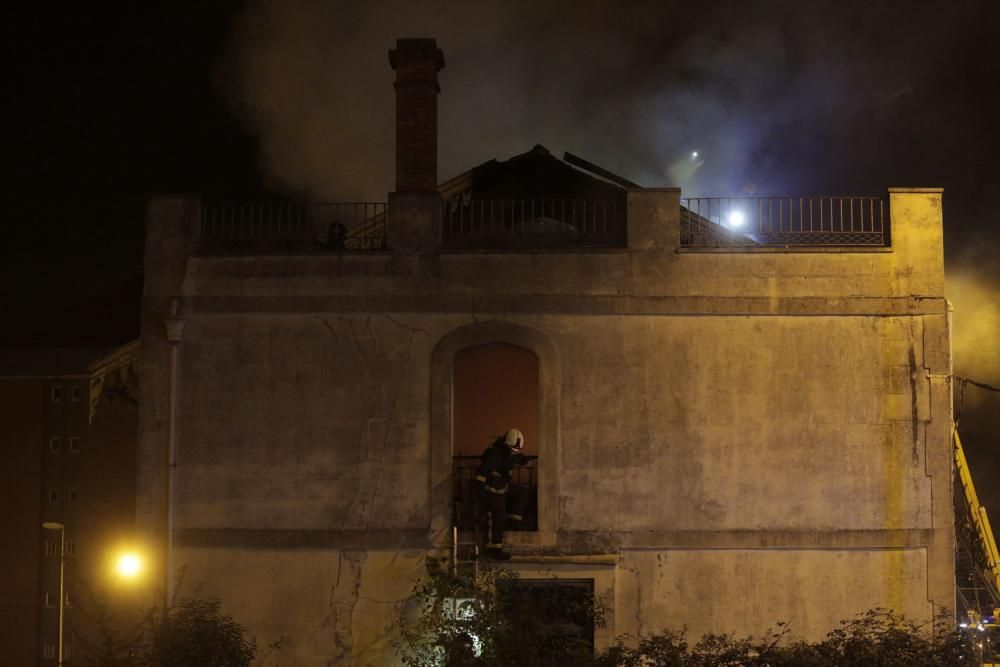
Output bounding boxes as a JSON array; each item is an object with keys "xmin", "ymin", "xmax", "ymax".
[
  {"xmin": 137, "ymin": 39, "xmax": 954, "ymax": 666},
  {"xmin": 0, "ymin": 345, "xmax": 139, "ymax": 666}
]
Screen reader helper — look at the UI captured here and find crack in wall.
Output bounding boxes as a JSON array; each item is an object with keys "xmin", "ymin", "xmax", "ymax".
[
  {"xmin": 319, "ymin": 551, "xmax": 366, "ymax": 666},
  {"xmin": 318, "ymin": 316, "xmax": 380, "ymax": 525},
  {"xmin": 384, "ymin": 314, "xmax": 431, "ymax": 338},
  {"xmin": 362, "ymin": 316, "xmax": 427, "ymax": 529},
  {"xmin": 316, "ymin": 316, "xmax": 339, "ymax": 341}
]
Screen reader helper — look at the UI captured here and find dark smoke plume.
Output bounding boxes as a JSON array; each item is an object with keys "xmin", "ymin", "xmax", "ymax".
[
  {"xmin": 222, "ymin": 0, "xmax": 1000, "ymax": 503},
  {"xmin": 220, "ymin": 0, "xmax": 957, "ymax": 199}
]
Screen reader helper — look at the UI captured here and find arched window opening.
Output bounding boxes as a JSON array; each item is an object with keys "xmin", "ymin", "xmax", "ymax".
[{"xmin": 453, "ymin": 342, "xmax": 539, "ymax": 532}]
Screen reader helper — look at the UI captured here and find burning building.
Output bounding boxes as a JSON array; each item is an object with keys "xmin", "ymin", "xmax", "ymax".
[{"xmin": 137, "ymin": 38, "xmax": 953, "ymax": 664}]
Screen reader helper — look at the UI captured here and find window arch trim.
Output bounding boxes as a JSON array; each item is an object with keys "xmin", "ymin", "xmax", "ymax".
[{"xmin": 430, "ymin": 320, "xmax": 560, "ymax": 545}]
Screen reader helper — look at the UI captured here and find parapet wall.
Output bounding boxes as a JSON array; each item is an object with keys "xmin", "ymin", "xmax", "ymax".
[{"xmin": 163, "ymin": 189, "xmax": 945, "ymax": 308}]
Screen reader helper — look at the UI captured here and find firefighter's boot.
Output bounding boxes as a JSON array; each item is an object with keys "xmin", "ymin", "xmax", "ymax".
[{"xmin": 485, "ymin": 544, "xmax": 512, "ymax": 560}]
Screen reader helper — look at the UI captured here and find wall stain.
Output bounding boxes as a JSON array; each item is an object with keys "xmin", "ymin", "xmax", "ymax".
[{"xmin": 907, "ymin": 344, "xmax": 920, "ymax": 465}]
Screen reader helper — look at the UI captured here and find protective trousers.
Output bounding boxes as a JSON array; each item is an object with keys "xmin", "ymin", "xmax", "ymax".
[{"xmin": 482, "ymin": 484, "xmax": 530, "ymax": 545}]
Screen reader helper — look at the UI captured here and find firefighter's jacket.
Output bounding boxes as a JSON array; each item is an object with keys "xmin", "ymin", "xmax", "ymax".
[{"xmin": 474, "ymin": 440, "xmax": 525, "ymax": 495}]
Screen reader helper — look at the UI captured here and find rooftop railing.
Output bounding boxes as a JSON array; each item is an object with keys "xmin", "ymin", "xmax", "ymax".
[
  {"xmin": 197, "ymin": 196, "xmax": 888, "ymax": 253},
  {"xmin": 199, "ymin": 202, "xmax": 388, "ymax": 252},
  {"xmin": 442, "ymin": 198, "xmax": 625, "ymax": 250},
  {"xmin": 680, "ymin": 197, "xmax": 888, "ymax": 248}
]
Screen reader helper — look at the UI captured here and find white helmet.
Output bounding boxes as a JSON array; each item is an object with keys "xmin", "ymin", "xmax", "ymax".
[{"xmin": 503, "ymin": 428, "xmax": 524, "ymax": 451}]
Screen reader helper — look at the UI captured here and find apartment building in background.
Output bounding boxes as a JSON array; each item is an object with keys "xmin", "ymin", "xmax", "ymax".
[{"xmin": 0, "ymin": 344, "xmax": 139, "ymax": 666}]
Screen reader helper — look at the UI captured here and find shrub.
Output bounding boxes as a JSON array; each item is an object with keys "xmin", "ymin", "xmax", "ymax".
[
  {"xmin": 594, "ymin": 609, "xmax": 975, "ymax": 667},
  {"xmin": 398, "ymin": 561, "xmax": 976, "ymax": 667},
  {"xmin": 145, "ymin": 596, "xmax": 256, "ymax": 667},
  {"xmin": 398, "ymin": 558, "xmax": 603, "ymax": 667}
]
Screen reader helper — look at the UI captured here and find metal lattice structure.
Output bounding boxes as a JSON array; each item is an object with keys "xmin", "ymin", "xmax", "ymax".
[{"xmin": 955, "ymin": 430, "xmax": 1000, "ymax": 620}]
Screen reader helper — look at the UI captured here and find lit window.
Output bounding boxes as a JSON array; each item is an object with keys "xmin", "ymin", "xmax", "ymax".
[
  {"xmin": 48, "ymin": 490, "xmax": 59, "ymax": 504},
  {"xmin": 43, "ymin": 592, "xmax": 56, "ymax": 608},
  {"xmin": 71, "ymin": 386, "xmax": 82, "ymax": 402},
  {"xmin": 44, "ymin": 541, "xmax": 58, "ymax": 557},
  {"xmin": 65, "ymin": 593, "xmax": 74, "ymax": 608},
  {"xmin": 69, "ymin": 437, "xmax": 80, "ymax": 453},
  {"xmin": 66, "ymin": 540, "xmax": 76, "ymax": 556},
  {"xmin": 68, "ymin": 489, "xmax": 78, "ymax": 502},
  {"xmin": 49, "ymin": 437, "xmax": 61, "ymax": 453},
  {"xmin": 51, "ymin": 386, "xmax": 63, "ymax": 402},
  {"xmin": 43, "ymin": 644, "xmax": 56, "ymax": 659}
]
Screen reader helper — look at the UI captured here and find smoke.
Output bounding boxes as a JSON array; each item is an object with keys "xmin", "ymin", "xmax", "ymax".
[
  {"xmin": 220, "ymin": 0, "xmax": 999, "ymax": 389},
  {"xmin": 948, "ymin": 267, "xmax": 1000, "ymax": 513},
  {"xmin": 218, "ymin": 0, "xmax": 956, "ymax": 200},
  {"xmin": 218, "ymin": 0, "xmax": 1000, "ymax": 503},
  {"xmin": 949, "ymin": 272, "xmax": 1000, "ymax": 411}
]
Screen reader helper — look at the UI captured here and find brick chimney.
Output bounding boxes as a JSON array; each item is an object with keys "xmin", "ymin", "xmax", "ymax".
[{"xmin": 389, "ymin": 38, "xmax": 445, "ymax": 193}]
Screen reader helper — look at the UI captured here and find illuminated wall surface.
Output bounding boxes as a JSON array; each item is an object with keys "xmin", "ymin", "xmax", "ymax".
[{"xmin": 135, "ymin": 185, "xmax": 953, "ymax": 665}]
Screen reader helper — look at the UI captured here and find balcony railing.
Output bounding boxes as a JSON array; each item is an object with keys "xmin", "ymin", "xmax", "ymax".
[
  {"xmin": 199, "ymin": 202, "xmax": 387, "ymax": 253},
  {"xmin": 452, "ymin": 455, "xmax": 537, "ymax": 531},
  {"xmin": 680, "ymin": 197, "xmax": 887, "ymax": 248},
  {"xmin": 442, "ymin": 198, "xmax": 625, "ymax": 250}
]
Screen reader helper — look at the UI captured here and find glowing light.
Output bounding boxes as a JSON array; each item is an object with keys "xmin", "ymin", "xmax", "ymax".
[
  {"xmin": 691, "ymin": 151, "xmax": 699, "ymax": 159},
  {"xmin": 728, "ymin": 210, "xmax": 746, "ymax": 228},
  {"xmin": 115, "ymin": 553, "xmax": 142, "ymax": 579}
]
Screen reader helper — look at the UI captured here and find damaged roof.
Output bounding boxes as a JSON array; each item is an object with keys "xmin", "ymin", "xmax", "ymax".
[{"xmin": 439, "ymin": 145, "xmax": 637, "ymax": 201}]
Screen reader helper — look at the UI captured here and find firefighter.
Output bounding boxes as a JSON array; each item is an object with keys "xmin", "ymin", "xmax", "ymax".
[{"xmin": 474, "ymin": 428, "xmax": 528, "ymax": 560}]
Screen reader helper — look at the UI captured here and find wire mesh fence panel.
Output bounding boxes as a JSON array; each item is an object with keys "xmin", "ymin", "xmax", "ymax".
[{"xmin": 680, "ymin": 197, "xmax": 887, "ymax": 248}]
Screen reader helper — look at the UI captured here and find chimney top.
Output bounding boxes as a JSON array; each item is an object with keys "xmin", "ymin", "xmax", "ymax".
[{"xmin": 389, "ymin": 38, "xmax": 445, "ymax": 72}]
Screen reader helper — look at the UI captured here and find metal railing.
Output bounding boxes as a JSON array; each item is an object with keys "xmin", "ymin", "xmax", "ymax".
[
  {"xmin": 680, "ymin": 197, "xmax": 887, "ymax": 248},
  {"xmin": 452, "ymin": 455, "xmax": 538, "ymax": 531},
  {"xmin": 442, "ymin": 198, "xmax": 624, "ymax": 249},
  {"xmin": 199, "ymin": 202, "xmax": 388, "ymax": 252},
  {"xmin": 452, "ymin": 454, "xmax": 538, "ymax": 487}
]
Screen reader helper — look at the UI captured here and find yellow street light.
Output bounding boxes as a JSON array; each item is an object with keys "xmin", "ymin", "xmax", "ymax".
[{"xmin": 115, "ymin": 552, "xmax": 143, "ymax": 580}]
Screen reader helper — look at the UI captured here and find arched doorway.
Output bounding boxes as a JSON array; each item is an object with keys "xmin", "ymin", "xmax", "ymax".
[{"xmin": 453, "ymin": 343, "xmax": 539, "ymax": 532}]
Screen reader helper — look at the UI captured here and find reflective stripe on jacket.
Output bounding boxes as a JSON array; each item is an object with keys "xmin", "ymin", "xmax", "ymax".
[{"xmin": 474, "ymin": 439, "xmax": 524, "ymax": 494}]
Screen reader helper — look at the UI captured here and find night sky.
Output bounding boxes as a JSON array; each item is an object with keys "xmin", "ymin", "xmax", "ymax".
[{"xmin": 6, "ymin": 2, "xmax": 999, "ymax": 505}]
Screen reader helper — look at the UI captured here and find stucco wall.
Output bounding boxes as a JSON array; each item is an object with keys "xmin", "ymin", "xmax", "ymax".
[
  {"xmin": 616, "ymin": 548, "xmax": 932, "ymax": 641},
  {"xmin": 139, "ymin": 189, "xmax": 953, "ymax": 665},
  {"xmin": 175, "ymin": 547, "xmax": 424, "ymax": 667},
  {"xmin": 174, "ymin": 312, "xmax": 937, "ymax": 535}
]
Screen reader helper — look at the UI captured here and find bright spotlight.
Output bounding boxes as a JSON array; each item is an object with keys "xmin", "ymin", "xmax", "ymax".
[
  {"xmin": 728, "ymin": 210, "xmax": 746, "ymax": 228},
  {"xmin": 691, "ymin": 151, "xmax": 699, "ymax": 159},
  {"xmin": 115, "ymin": 553, "xmax": 142, "ymax": 579}
]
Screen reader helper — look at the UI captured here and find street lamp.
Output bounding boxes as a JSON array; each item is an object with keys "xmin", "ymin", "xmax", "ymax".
[
  {"xmin": 115, "ymin": 552, "xmax": 143, "ymax": 579},
  {"xmin": 41, "ymin": 522, "xmax": 65, "ymax": 667}
]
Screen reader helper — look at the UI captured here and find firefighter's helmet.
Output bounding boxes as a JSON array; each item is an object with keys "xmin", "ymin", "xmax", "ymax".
[{"xmin": 504, "ymin": 428, "xmax": 524, "ymax": 451}]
